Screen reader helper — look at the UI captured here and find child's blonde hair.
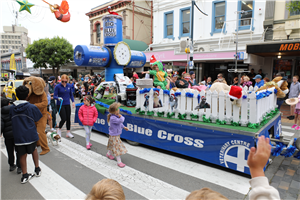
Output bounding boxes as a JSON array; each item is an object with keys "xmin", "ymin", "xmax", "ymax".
[
  {"xmin": 86, "ymin": 179, "xmax": 125, "ymax": 200},
  {"xmin": 244, "ymin": 76, "xmax": 250, "ymax": 82},
  {"xmin": 107, "ymin": 102, "xmax": 121, "ymax": 123},
  {"xmin": 186, "ymin": 188, "xmax": 228, "ymax": 200}
]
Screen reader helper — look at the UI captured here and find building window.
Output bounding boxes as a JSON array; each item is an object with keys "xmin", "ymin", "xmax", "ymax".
[
  {"xmin": 211, "ymin": 1, "xmax": 226, "ymax": 35},
  {"xmin": 238, "ymin": 0, "xmax": 254, "ymax": 30},
  {"xmin": 179, "ymin": 7, "xmax": 191, "ymax": 38},
  {"xmin": 9, "ymin": 41, "xmax": 11, "ymax": 44},
  {"xmin": 5, "ymin": 35, "xmax": 7, "ymax": 39},
  {"xmin": 96, "ymin": 24, "xmax": 101, "ymax": 43},
  {"xmin": 164, "ymin": 11, "xmax": 174, "ymax": 38},
  {"xmin": 1, "ymin": 35, "xmax": 3, "ymax": 39},
  {"xmin": 290, "ymin": 10, "xmax": 300, "ymax": 16},
  {"xmin": 18, "ymin": 36, "xmax": 20, "ymax": 39}
]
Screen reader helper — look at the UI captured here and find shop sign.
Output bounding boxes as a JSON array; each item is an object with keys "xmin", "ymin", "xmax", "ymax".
[
  {"xmin": 173, "ymin": 61, "xmax": 187, "ymax": 66},
  {"xmin": 279, "ymin": 43, "xmax": 300, "ymax": 52}
]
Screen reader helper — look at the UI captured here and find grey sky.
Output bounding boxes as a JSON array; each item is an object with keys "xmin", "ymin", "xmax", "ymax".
[{"xmin": 1, "ymin": 0, "xmax": 110, "ymax": 48}]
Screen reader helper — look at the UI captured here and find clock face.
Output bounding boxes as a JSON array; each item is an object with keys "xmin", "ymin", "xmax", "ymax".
[{"xmin": 114, "ymin": 42, "xmax": 131, "ymax": 65}]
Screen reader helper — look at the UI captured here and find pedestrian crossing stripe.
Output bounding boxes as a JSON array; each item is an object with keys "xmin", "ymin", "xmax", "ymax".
[
  {"xmin": 73, "ymin": 129, "xmax": 251, "ymax": 195},
  {"xmin": 1, "ymin": 148, "xmax": 86, "ymax": 199},
  {"xmin": 56, "ymin": 137, "xmax": 190, "ymax": 200}
]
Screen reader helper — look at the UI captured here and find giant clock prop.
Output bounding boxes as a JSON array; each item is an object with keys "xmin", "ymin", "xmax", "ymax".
[{"xmin": 73, "ymin": 14, "xmax": 146, "ymax": 82}]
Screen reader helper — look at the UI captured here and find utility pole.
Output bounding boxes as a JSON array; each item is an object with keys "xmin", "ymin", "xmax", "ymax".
[
  {"xmin": 189, "ymin": 0, "xmax": 207, "ymax": 74},
  {"xmin": 228, "ymin": 10, "xmax": 249, "ymax": 86}
]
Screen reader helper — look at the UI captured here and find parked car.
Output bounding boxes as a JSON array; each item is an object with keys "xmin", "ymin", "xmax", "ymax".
[{"xmin": 2, "ymin": 80, "xmax": 24, "ymax": 101}]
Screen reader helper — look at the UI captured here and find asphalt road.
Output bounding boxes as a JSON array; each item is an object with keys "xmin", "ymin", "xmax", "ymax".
[{"xmin": 1, "ymin": 98, "xmax": 299, "ymax": 200}]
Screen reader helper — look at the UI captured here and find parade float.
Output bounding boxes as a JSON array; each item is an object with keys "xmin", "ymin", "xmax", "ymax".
[{"xmin": 74, "ymin": 11, "xmax": 300, "ymax": 175}]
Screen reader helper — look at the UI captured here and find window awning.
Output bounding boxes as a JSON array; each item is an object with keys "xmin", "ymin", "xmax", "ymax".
[{"xmin": 123, "ymin": 39, "xmax": 148, "ymax": 51}]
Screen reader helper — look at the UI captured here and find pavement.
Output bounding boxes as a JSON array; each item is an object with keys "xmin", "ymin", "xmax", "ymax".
[{"xmin": 1, "ymin": 99, "xmax": 300, "ymax": 200}]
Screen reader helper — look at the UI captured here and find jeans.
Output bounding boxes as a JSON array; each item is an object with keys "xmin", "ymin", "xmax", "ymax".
[{"xmin": 277, "ymin": 99, "xmax": 284, "ymax": 110}]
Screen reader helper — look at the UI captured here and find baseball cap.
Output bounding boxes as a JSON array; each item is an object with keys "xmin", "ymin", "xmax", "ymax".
[
  {"xmin": 171, "ymin": 73, "xmax": 178, "ymax": 78},
  {"xmin": 189, "ymin": 71, "xmax": 195, "ymax": 75},
  {"xmin": 48, "ymin": 76, "xmax": 56, "ymax": 83},
  {"xmin": 253, "ymin": 75, "xmax": 262, "ymax": 80}
]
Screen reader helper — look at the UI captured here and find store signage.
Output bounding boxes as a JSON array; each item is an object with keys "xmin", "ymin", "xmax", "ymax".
[
  {"xmin": 247, "ymin": 42, "xmax": 300, "ymax": 54},
  {"xmin": 279, "ymin": 43, "xmax": 300, "ymax": 52}
]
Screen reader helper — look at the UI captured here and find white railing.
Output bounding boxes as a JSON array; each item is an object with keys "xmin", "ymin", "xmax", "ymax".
[{"xmin": 136, "ymin": 85, "xmax": 278, "ymax": 126}]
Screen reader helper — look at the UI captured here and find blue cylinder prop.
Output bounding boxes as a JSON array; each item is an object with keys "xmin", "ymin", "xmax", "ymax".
[
  {"xmin": 103, "ymin": 15, "xmax": 123, "ymax": 46},
  {"xmin": 126, "ymin": 51, "xmax": 147, "ymax": 68},
  {"xmin": 73, "ymin": 45, "xmax": 110, "ymax": 67}
]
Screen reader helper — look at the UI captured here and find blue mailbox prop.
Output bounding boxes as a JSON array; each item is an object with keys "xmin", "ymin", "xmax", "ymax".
[{"xmin": 74, "ymin": 14, "xmax": 146, "ymax": 82}]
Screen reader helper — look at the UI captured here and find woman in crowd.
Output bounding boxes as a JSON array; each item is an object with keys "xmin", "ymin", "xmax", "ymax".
[{"xmin": 54, "ymin": 74, "xmax": 75, "ymax": 138}]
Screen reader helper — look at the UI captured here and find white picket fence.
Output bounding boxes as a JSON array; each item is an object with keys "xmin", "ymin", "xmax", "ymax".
[{"xmin": 135, "ymin": 86, "xmax": 278, "ymax": 126}]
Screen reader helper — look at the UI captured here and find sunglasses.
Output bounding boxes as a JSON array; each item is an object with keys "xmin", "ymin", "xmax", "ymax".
[{"xmin": 61, "ymin": 81, "xmax": 67, "ymax": 83}]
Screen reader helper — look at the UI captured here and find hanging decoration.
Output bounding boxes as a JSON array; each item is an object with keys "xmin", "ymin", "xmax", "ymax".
[
  {"xmin": 153, "ymin": 90, "xmax": 163, "ymax": 108},
  {"xmin": 42, "ymin": 0, "xmax": 70, "ymax": 22},
  {"xmin": 17, "ymin": 0, "xmax": 34, "ymax": 14},
  {"xmin": 195, "ymin": 96, "xmax": 210, "ymax": 109}
]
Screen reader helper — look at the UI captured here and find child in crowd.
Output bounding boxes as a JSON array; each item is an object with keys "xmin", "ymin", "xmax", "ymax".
[
  {"xmin": 1, "ymin": 97, "xmax": 21, "ymax": 174},
  {"xmin": 106, "ymin": 103, "xmax": 129, "ymax": 168},
  {"xmin": 242, "ymin": 76, "xmax": 253, "ymax": 88},
  {"xmin": 81, "ymin": 85, "xmax": 86, "ymax": 97},
  {"xmin": 185, "ymin": 136, "xmax": 280, "ymax": 200},
  {"xmin": 86, "ymin": 179, "xmax": 125, "ymax": 200},
  {"xmin": 78, "ymin": 96, "xmax": 98, "ymax": 150},
  {"xmin": 45, "ymin": 84, "xmax": 54, "ymax": 132},
  {"xmin": 292, "ymin": 94, "xmax": 300, "ymax": 130},
  {"xmin": 10, "ymin": 86, "xmax": 43, "ymax": 184}
]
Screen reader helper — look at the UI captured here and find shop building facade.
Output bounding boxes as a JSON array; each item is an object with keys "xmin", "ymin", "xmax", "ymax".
[
  {"xmin": 86, "ymin": 0, "xmax": 152, "ymax": 46},
  {"xmin": 246, "ymin": 1, "xmax": 300, "ymax": 83},
  {"xmin": 144, "ymin": 0, "xmax": 267, "ymax": 83}
]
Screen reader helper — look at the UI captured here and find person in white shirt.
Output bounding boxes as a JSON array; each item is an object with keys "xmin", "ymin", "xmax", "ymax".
[{"xmin": 185, "ymin": 136, "xmax": 280, "ymax": 200}]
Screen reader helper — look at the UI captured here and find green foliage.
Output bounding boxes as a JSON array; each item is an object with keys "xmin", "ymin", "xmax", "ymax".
[
  {"xmin": 25, "ymin": 36, "xmax": 73, "ymax": 75},
  {"xmin": 286, "ymin": 1, "xmax": 300, "ymax": 13}
]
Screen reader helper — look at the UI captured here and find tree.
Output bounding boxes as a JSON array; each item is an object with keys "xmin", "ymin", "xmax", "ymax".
[
  {"xmin": 287, "ymin": 0, "xmax": 300, "ymax": 13},
  {"xmin": 25, "ymin": 36, "xmax": 73, "ymax": 78}
]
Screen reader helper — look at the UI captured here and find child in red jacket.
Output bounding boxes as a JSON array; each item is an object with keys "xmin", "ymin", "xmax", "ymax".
[{"xmin": 78, "ymin": 95, "xmax": 98, "ymax": 150}]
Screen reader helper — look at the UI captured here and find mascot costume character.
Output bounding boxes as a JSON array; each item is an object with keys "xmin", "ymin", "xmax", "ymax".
[
  {"xmin": 23, "ymin": 77, "xmax": 50, "ymax": 155},
  {"xmin": 149, "ymin": 55, "xmax": 168, "ymax": 90}
]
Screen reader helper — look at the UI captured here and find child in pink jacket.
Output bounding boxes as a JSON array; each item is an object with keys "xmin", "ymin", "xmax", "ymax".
[{"xmin": 78, "ymin": 95, "xmax": 98, "ymax": 150}]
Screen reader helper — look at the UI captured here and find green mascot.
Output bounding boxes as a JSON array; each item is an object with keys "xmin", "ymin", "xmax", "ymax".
[{"xmin": 143, "ymin": 55, "xmax": 168, "ymax": 90}]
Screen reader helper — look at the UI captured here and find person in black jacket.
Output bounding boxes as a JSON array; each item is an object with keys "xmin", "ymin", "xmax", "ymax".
[{"xmin": 1, "ymin": 97, "xmax": 21, "ymax": 174}]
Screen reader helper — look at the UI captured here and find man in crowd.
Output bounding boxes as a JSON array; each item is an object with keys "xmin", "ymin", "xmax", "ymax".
[
  {"xmin": 206, "ymin": 77, "xmax": 212, "ymax": 86},
  {"xmin": 213, "ymin": 74, "xmax": 227, "ymax": 84},
  {"xmin": 253, "ymin": 75, "xmax": 264, "ymax": 88},
  {"xmin": 258, "ymin": 69, "xmax": 265, "ymax": 79},
  {"xmin": 287, "ymin": 75, "xmax": 300, "ymax": 120},
  {"xmin": 248, "ymin": 68, "xmax": 256, "ymax": 86}
]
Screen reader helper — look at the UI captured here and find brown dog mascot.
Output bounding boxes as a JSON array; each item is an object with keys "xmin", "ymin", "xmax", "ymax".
[{"xmin": 23, "ymin": 77, "xmax": 50, "ymax": 155}]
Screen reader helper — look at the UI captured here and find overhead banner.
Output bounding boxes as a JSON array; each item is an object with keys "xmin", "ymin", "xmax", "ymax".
[{"xmin": 75, "ymin": 106, "xmax": 260, "ymax": 175}]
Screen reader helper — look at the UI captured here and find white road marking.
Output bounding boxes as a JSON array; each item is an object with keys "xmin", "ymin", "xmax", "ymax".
[
  {"xmin": 282, "ymin": 125, "xmax": 294, "ymax": 131},
  {"xmin": 282, "ymin": 131, "xmax": 295, "ymax": 137},
  {"xmin": 73, "ymin": 129, "xmax": 251, "ymax": 195},
  {"xmin": 55, "ymin": 137, "xmax": 189, "ymax": 200},
  {"xmin": 1, "ymin": 148, "xmax": 86, "ymax": 199}
]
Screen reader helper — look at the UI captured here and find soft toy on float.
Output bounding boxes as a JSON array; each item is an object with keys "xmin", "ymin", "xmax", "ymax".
[
  {"xmin": 257, "ymin": 76, "xmax": 289, "ymax": 98},
  {"xmin": 228, "ymin": 86, "xmax": 245, "ymax": 107},
  {"xmin": 23, "ymin": 76, "xmax": 50, "ymax": 155}
]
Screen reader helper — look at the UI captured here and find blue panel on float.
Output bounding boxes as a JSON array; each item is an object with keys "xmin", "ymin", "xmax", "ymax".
[
  {"xmin": 103, "ymin": 15, "xmax": 123, "ymax": 46},
  {"xmin": 73, "ymin": 45, "xmax": 110, "ymax": 67},
  {"xmin": 126, "ymin": 51, "xmax": 147, "ymax": 68}
]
